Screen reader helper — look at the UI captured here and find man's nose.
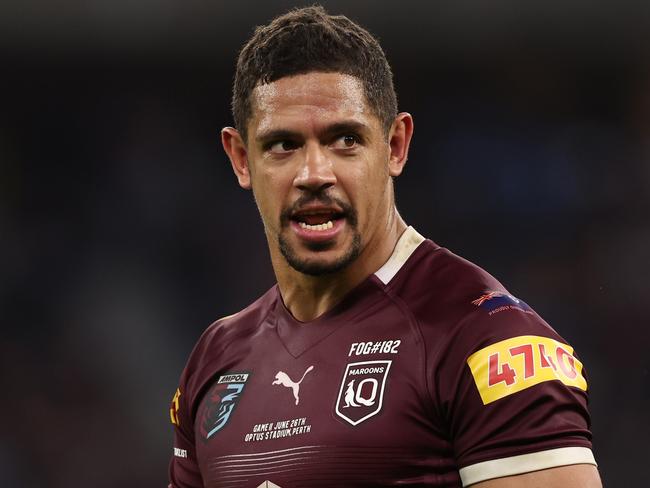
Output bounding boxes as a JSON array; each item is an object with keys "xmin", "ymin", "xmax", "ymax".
[{"xmin": 293, "ymin": 142, "xmax": 337, "ymax": 192}]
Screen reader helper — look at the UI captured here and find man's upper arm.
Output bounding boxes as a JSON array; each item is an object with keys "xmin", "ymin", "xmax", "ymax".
[
  {"xmin": 470, "ymin": 463, "xmax": 602, "ymax": 487},
  {"xmin": 168, "ymin": 381, "xmax": 203, "ymax": 487},
  {"xmin": 428, "ymin": 291, "xmax": 597, "ymax": 486}
]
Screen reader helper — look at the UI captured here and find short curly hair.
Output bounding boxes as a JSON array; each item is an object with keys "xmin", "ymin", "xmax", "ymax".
[{"xmin": 232, "ymin": 5, "xmax": 398, "ymax": 141}]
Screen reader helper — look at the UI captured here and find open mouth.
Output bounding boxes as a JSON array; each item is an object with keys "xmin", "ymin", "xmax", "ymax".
[{"xmin": 291, "ymin": 210, "xmax": 345, "ymax": 232}]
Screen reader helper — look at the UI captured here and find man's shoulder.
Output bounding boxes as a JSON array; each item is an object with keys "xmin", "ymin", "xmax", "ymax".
[
  {"xmin": 183, "ymin": 286, "xmax": 278, "ymax": 374},
  {"xmin": 177, "ymin": 285, "xmax": 278, "ymax": 408},
  {"xmin": 198, "ymin": 285, "xmax": 278, "ymax": 349},
  {"xmin": 390, "ymin": 239, "xmax": 506, "ymax": 318},
  {"xmin": 393, "ymin": 239, "xmax": 563, "ymax": 360}
]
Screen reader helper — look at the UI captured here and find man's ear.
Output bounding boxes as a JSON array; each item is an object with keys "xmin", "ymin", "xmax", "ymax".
[
  {"xmin": 221, "ymin": 127, "xmax": 251, "ymax": 189},
  {"xmin": 387, "ymin": 112, "xmax": 414, "ymax": 177}
]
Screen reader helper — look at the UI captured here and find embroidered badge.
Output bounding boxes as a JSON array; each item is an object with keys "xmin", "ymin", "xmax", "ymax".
[
  {"xmin": 197, "ymin": 373, "xmax": 250, "ymax": 440},
  {"xmin": 335, "ymin": 360, "xmax": 391, "ymax": 426}
]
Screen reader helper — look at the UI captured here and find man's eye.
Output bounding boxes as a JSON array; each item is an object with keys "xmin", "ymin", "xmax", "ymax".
[
  {"xmin": 331, "ymin": 134, "xmax": 359, "ymax": 150},
  {"xmin": 269, "ymin": 141, "xmax": 299, "ymax": 153}
]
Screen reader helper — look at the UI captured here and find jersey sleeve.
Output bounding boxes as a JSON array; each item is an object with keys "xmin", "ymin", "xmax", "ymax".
[
  {"xmin": 431, "ymin": 294, "xmax": 596, "ymax": 486},
  {"xmin": 168, "ymin": 373, "xmax": 203, "ymax": 488}
]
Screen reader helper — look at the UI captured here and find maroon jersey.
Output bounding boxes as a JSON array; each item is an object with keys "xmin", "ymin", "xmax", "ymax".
[{"xmin": 169, "ymin": 227, "xmax": 595, "ymax": 487}]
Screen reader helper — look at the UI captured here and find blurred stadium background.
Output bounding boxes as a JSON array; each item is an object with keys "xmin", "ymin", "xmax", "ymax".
[{"xmin": 1, "ymin": 1, "xmax": 649, "ymax": 486}]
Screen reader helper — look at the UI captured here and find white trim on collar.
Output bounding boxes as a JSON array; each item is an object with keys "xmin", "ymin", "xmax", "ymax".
[{"xmin": 374, "ymin": 226, "xmax": 425, "ymax": 285}]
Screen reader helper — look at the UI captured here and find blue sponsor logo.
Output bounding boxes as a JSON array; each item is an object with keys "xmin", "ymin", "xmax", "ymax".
[{"xmin": 197, "ymin": 373, "xmax": 249, "ymax": 440}]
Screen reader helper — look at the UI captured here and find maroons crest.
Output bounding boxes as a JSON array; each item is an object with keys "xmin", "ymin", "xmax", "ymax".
[{"xmin": 335, "ymin": 360, "xmax": 392, "ymax": 426}]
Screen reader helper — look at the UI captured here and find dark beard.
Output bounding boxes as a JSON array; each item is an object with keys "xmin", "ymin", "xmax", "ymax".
[
  {"xmin": 279, "ymin": 231, "xmax": 361, "ymax": 276},
  {"xmin": 278, "ymin": 194, "xmax": 360, "ymax": 276}
]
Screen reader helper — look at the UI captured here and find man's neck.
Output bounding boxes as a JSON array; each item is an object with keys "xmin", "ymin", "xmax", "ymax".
[{"xmin": 273, "ymin": 214, "xmax": 407, "ymax": 322}]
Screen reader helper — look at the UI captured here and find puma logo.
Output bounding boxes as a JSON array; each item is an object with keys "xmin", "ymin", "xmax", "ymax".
[{"xmin": 272, "ymin": 366, "xmax": 314, "ymax": 405}]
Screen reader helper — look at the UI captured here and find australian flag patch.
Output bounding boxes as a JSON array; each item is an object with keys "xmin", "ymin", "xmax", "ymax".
[{"xmin": 472, "ymin": 291, "xmax": 533, "ymax": 316}]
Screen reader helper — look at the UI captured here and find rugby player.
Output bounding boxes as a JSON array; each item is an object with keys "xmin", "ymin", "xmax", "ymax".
[{"xmin": 169, "ymin": 6, "xmax": 601, "ymax": 487}]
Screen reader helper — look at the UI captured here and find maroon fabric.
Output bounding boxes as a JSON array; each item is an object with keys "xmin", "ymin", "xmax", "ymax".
[{"xmin": 169, "ymin": 240, "xmax": 592, "ymax": 487}]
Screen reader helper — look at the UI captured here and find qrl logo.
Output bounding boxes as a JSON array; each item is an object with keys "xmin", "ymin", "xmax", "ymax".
[{"xmin": 335, "ymin": 360, "xmax": 391, "ymax": 426}]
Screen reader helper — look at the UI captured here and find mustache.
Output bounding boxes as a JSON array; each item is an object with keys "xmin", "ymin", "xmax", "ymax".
[{"xmin": 280, "ymin": 193, "xmax": 357, "ymax": 227}]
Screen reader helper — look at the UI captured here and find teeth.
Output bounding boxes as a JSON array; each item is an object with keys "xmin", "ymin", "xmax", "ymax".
[{"xmin": 299, "ymin": 220, "xmax": 334, "ymax": 231}]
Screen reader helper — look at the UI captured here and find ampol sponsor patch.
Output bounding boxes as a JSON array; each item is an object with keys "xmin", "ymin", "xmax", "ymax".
[
  {"xmin": 335, "ymin": 360, "xmax": 391, "ymax": 426},
  {"xmin": 197, "ymin": 372, "xmax": 250, "ymax": 440},
  {"xmin": 472, "ymin": 291, "xmax": 533, "ymax": 316}
]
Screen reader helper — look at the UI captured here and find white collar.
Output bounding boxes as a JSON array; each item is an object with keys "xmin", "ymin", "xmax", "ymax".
[{"xmin": 374, "ymin": 226, "xmax": 425, "ymax": 285}]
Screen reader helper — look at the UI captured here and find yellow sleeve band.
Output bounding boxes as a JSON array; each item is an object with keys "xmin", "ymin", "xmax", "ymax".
[{"xmin": 467, "ymin": 335, "xmax": 587, "ymax": 404}]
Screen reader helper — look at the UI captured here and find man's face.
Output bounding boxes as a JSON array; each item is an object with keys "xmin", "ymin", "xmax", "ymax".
[{"xmin": 243, "ymin": 72, "xmax": 395, "ymax": 276}]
